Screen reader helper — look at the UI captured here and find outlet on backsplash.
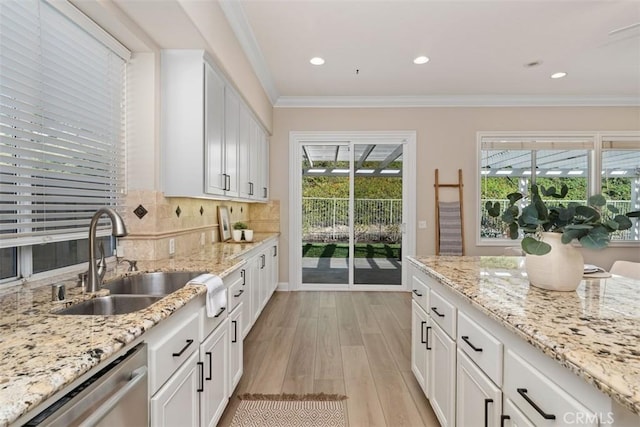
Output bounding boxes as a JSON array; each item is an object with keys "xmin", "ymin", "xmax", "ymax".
[{"xmin": 169, "ymin": 238, "xmax": 175, "ymax": 255}]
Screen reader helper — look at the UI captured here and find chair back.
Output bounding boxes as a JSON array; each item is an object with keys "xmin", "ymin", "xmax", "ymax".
[{"xmin": 610, "ymin": 260, "xmax": 640, "ymax": 280}]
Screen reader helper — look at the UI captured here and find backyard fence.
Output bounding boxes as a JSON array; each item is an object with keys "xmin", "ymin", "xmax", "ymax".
[
  {"xmin": 303, "ymin": 197, "xmax": 402, "ymax": 243},
  {"xmin": 480, "ymin": 199, "xmax": 638, "ymax": 240}
]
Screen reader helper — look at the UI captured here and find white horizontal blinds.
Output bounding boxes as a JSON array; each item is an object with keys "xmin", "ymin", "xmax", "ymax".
[
  {"xmin": 0, "ymin": 0, "xmax": 126, "ymax": 249},
  {"xmin": 481, "ymin": 136, "xmax": 595, "ymax": 150}
]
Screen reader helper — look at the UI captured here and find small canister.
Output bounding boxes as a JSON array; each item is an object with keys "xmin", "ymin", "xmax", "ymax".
[{"xmin": 51, "ymin": 283, "xmax": 66, "ymax": 301}]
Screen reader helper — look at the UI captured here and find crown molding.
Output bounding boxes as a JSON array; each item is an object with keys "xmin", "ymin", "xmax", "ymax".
[
  {"xmin": 275, "ymin": 95, "xmax": 640, "ymax": 108},
  {"xmin": 219, "ymin": 0, "xmax": 279, "ymax": 105}
]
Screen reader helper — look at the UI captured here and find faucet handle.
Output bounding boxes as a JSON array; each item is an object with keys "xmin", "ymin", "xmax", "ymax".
[{"xmin": 97, "ymin": 241, "xmax": 107, "ymax": 281}]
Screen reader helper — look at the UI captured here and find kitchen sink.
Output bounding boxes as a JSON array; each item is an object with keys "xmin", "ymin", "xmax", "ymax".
[
  {"xmin": 103, "ymin": 271, "xmax": 207, "ymax": 296},
  {"xmin": 56, "ymin": 295, "xmax": 164, "ymax": 315}
]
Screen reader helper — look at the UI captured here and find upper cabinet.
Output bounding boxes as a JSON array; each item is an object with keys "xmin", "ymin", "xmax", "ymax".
[{"xmin": 162, "ymin": 50, "xmax": 269, "ymax": 201}]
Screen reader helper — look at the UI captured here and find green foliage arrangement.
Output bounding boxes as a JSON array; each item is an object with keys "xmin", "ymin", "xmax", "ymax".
[
  {"xmin": 486, "ymin": 184, "xmax": 638, "ymax": 255},
  {"xmin": 233, "ymin": 222, "xmax": 248, "ymax": 230}
]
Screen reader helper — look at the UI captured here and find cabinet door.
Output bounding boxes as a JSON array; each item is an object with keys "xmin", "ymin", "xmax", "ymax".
[
  {"xmin": 238, "ymin": 105, "xmax": 252, "ymax": 198},
  {"xmin": 429, "ymin": 322, "xmax": 456, "ymax": 427},
  {"xmin": 270, "ymin": 242, "xmax": 279, "ymax": 294},
  {"xmin": 257, "ymin": 129, "xmax": 269, "ymax": 200},
  {"xmin": 200, "ymin": 319, "xmax": 229, "ymax": 427},
  {"xmin": 502, "ymin": 398, "xmax": 535, "ymax": 427},
  {"xmin": 204, "ymin": 63, "xmax": 226, "ymax": 196},
  {"xmin": 229, "ymin": 303, "xmax": 244, "ymax": 395},
  {"xmin": 456, "ymin": 349, "xmax": 502, "ymax": 427},
  {"xmin": 250, "ymin": 254, "xmax": 262, "ymax": 324},
  {"xmin": 411, "ymin": 301, "xmax": 430, "ymax": 396},
  {"xmin": 150, "ymin": 351, "xmax": 200, "ymax": 427},
  {"xmin": 223, "ymin": 88, "xmax": 239, "ymax": 197},
  {"xmin": 240, "ymin": 267, "xmax": 252, "ymax": 338}
]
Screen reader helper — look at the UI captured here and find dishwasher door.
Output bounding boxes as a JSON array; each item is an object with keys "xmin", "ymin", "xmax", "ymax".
[{"xmin": 24, "ymin": 343, "xmax": 148, "ymax": 427}]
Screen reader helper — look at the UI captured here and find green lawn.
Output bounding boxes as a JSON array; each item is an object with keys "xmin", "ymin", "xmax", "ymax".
[{"xmin": 302, "ymin": 243, "xmax": 400, "ymax": 258}]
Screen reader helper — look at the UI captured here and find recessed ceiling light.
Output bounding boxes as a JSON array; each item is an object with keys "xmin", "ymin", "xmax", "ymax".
[
  {"xmin": 310, "ymin": 57, "xmax": 325, "ymax": 65},
  {"xmin": 551, "ymin": 72, "xmax": 567, "ymax": 79},
  {"xmin": 413, "ymin": 56, "xmax": 429, "ymax": 65}
]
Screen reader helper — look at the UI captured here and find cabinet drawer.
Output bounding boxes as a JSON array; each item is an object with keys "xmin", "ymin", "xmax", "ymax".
[
  {"xmin": 457, "ymin": 311, "xmax": 503, "ymax": 386},
  {"xmin": 430, "ymin": 289, "xmax": 456, "ymax": 339},
  {"xmin": 411, "ymin": 273, "xmax": 430, "ymax": 312},
  {"xmin": 149, "ymin": 311, "xmax": 199, "ymax": 394},
  {"xmin": 228, "ymin": 272, "xmax": 245, "ymax": 312},
  {"xmin": 504, "ymin": 350, "xmax": 597, "ymax": 426},
  {"xmin": 200, "ymin": 289, "xmax": 228, "ymax": 341}
]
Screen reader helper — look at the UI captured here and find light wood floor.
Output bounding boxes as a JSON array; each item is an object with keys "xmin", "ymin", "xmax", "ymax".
[{"xmin": 218, "ymin": 291, "xmax": 440, "ymax": 427}]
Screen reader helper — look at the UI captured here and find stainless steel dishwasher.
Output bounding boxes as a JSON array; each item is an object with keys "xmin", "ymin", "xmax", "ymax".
[{"xmin": 24, "ymin": 343, "xmax": 148, "ymax": 427}]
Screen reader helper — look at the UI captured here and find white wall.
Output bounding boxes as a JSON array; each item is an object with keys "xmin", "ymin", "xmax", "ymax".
[{"xmin": 271, "ymin": 106, "xmax": 640, "ymax": 284}]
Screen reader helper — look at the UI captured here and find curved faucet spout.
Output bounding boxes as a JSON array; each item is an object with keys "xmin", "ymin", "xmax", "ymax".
[{"xmin": 87, "ymin": 208, "xmax": 128, "ymax": 293}]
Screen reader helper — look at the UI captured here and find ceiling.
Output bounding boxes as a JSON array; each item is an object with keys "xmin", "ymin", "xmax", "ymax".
[{"xmin": 75, "ymin": 0, "xmax": 640, "ymax": 107}]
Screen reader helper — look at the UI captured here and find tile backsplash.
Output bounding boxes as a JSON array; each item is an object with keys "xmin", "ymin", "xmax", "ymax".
[{"xmin": 118, "ymin": 191, "xmax": 279, "ymax": 260}]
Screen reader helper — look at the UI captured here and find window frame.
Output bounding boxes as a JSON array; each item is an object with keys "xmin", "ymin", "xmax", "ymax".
[{"xmin": 476, "ymin": 131, "xmax": 640, "ymax": 248}]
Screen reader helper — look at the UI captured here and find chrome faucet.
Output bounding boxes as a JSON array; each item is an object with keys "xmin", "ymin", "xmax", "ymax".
[{"xmin": 87, "ymin": 208, "xmax": 128, "ymax": 293}]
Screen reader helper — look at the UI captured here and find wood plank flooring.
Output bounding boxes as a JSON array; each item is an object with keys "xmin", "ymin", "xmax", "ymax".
[{"xmin": 218, "ymin": 291, "xmax": 440, "ymax": 427}]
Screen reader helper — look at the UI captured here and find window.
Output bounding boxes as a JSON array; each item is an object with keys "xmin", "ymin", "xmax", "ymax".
[
  {"xmin": 478, "ymin": 132, "xmax": 640, "ymax": 245},
  {"xmin": 0, "ymin": 0, "xmax": 129, "ymax": 283}
]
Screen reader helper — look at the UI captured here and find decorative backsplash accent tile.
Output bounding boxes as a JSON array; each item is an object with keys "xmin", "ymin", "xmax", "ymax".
[
  {"xmin": 200, "ymin": 206, "xmax": 204, "ymax": 216},
  {"xmin": 175, "ymin": 206, "xmax": 181, "ymax": 217},
  {"xmin": 133, "ymin": 204, "xmax": 148, "ymax": 219}
]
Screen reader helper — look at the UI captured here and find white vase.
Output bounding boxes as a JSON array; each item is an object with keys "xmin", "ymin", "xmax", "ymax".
[
  {"xmin": 244, "ymin": 229, "xmax": 253, "ymax": 242},
  {"xmin": 525, "ymin": 232, "xmax": 584, "ymax": 292},
  {"xmin": 232, "ymin": 230, "xmax": 243, "ymax": 242}
]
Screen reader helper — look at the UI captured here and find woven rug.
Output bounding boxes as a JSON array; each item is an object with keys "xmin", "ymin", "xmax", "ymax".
[{"xmin": 230, "ymin": 393, "xmax": 348, "ymax": 427}]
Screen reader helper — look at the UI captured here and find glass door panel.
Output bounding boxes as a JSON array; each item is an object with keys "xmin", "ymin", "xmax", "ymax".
[
  {"xmin": 353, "ymin": 144, "xmax": 403, "ymax": 285},
  {"xmin": 301, "ymin": 144, "xmax": 350, "ymax": 285}
]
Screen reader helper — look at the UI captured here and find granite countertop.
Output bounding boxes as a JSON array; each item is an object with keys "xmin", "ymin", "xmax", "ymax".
[
  {"xmin": 0, "ymin": 233, "xmax": 278, "ymax": 427},
  {"xmin": 408, "ymin": 255, "xmax": 640, "ymax": 416}
]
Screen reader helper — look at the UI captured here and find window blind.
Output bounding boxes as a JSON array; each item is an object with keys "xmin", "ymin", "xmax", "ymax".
[{"xmin": 0, "ymin": 0, "xmax": 127, "ymax": 249}]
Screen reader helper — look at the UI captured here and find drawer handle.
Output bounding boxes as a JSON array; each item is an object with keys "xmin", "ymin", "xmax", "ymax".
[
  {"xmin": 420, "ymin": 321, "xmax": 427, "ymax": 344},
  {"xmin": 462, "ymin": 335, "xmax": 483, "ymax": 352},
  {"xmin": 234, "ymin": 289, "xmax": 244, "ymax": 297},
  {"xmin": 425, "ymin": 326, "xmax": 432, "ymax": 350},
  {"xmin": 241, "ymin": 269, "xmax": 246, "ymax": 285},
  {"xmin": 232, "ymin": 320, "xmax": 238, "ymax": 343},
  {"xmin": 214, "ymin": 307, "xmax": 226, "ymax": 318},
  {"xmin": 197, "ymin": 361, "xmax": 204, "ymax": 392},
  {"xmin": 172, "ymin": 339, "xmax": 194, "ymax": 357},
  {"xmin": 500, "ymin": 415, "xmax": 510, "ymax": 427},
  {"xmin": 431, "ymin": 307, "xmax": 445, "ymax": 318},
  {"xmin": 517, "ymin": 388, "xmax": 556, "ymax": 420},
  {"xmin": 206, "ymin": 351, "xmax": 212, "ymax": 380},
  {"xmin": 484, "ymin": 398, "xmax": 493, "ymax": 427},
  {"xmin": 412, "ymin": 289, "xmax": 423, "ymax": 297}
]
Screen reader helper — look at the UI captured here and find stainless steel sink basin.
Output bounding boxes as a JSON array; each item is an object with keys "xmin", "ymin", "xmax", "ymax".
[
  {"xmin": 103, "ymin": 271, "xmax": 207, "ymax": 296},
  {"xmin": 56, "ymin": 295, "xmax": 163, "ymax": 315}
]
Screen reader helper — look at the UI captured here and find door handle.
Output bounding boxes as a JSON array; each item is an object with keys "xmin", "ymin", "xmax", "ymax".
[
  {"xmin": 197, "ymin": 362, "xmax": 204, "ymax": 392},
  {"xmin": 420, "ymin": 321, "xmax": 426, "ymax": 344},
  {"xmin": 412, "ymin": 289, "xmax": 423, "ymax": 297},
  {"xmin": 500, "ymin": 415, "xmax": 510, "ymax": 427},
  {"xmin": 172, "ymin": 339, "xmax": 194, "ymax": 357},
  {"xmin": 425, "ymin": 326, "xmax": 431, "ymax": 350},
  {"xmin": 234, "ymin": 289, "xmax": 244, "ymax": 297},
  {"xmin": 517, "ymin": 388, "xmax": 556, "ymax": 420},
  {"xmin": 461, "ymin": 335, "xmax": 483, "ymax": 352},
  {"xmin": 232, "ymin": 320, "xmax": 238, "ymax": 343},
  {"xmin": 206, "ymin": 351, "xmax": 212, "ymax": 380},
  {"xmin": 431, "ymin": 307, "xmax": 445, "ymax": 317},
  {"xmin": 484, "ymin": 398, "xmax": 493, "ymax": 427}
]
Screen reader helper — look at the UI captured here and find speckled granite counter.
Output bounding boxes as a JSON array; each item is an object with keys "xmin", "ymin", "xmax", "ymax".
[
  {"xmin": 0, "ymin": 233, "xmax": 278, "ymax": 426},
  {"xmin": 408, "ymin": 255, "xmax": 640, "ymax": 416}
]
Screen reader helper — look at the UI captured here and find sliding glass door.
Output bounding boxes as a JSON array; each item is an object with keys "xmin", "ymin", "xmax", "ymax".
[{"xmin": 300, "ymin": 141, "xmax": 404, "ymax": 288}]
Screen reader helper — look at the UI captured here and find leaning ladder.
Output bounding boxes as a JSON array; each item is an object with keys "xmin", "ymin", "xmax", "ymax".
[{"xmin": 434, "ymin": 169, "xmax": 465, "ymax": 255}]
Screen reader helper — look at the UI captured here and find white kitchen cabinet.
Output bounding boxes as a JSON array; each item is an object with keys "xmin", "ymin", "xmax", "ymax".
[
  {"xmin": 150, "ymin": 350, "xmax": 200, "ymax": 427},
  {"xmin": 411, "ymin": 300, "xmax": 430, "ymax": 395},
  {"xmin": 456, "ymin": 349, "xmax": 502, "ymax": 427},
  {"xmin": 242, "ymin": 237, "xmax": 279, "ymax": 331},
  {"xmin": 429, "ymin": 320, "xmax": 457, "ymax": 427},
  {"xmin": 162, "ymin": 49, "xmax": 268, "ymax": 201},
  {"xmin": 269, "ymin": 241, "xmax": 279, "ymax": 294},
  {"xmin": 200, "ymin": 318, "xmax": 229, "ymax": 427},
  {"xmin": 229, "ymin": 302, "xmax": 243, "ymax": 394}
]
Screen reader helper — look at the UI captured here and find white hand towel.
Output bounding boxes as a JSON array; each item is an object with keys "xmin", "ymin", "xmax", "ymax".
[{"xmin": 188, "ymin": 274, "xmax": 226, "ymax": 318}]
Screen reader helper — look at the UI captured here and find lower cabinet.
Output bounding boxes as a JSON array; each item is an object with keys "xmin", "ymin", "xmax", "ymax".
[
  {"xmin": 229, "ymin": 302, "xmax": 243, "ymax": 395},
  {"xmin": 411, "ymin": 300, "xmax": 430, "ymax": 396},
  {"xmin": 456, "ymin": 349, "xmax": 502, "ymax": 427},
  {"xmin": 200, "ymin": 318, "xmax": 229, "ymax": 427},
  {"xmin": 150, "ymin": 351, "xmax": 200, "ymax": 427},
  {"xmin": 429, "ymin": 321, "xmax": 457, "ymax": 427}
]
